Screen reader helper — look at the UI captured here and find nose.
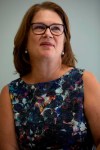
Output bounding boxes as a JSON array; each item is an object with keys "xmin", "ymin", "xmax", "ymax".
[{"xmin": 43, "ymin": 28, "xmax": 53, "ymax": 38}]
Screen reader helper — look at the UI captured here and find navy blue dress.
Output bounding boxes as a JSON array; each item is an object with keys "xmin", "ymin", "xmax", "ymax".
[{"xmin": 8, "ymin": 68, "xmax": 94, "ymax": 149}]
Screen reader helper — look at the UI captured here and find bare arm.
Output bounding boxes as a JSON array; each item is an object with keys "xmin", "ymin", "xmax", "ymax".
[
  {"xmin": 83, "ymin": 71, "xmax": 100, "ymax": 149},
  {"xmin": 0, "ymin": 86, "xmax": 19, "ymax": 150}
]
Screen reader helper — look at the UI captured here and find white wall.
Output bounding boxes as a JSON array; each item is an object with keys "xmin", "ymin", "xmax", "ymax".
[{"xmin": 0, "ymin": 0, "xmax": 100, "ymax": 91}]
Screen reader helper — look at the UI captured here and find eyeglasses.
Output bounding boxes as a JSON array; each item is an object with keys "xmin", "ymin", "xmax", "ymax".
[{"xmin": 30, "ymin": 23, "xmax": 65, "ymax": 36}]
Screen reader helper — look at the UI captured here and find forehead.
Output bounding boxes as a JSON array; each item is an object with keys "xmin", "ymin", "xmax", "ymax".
[{"xmin": 32, "ymin": 9, "xmax": 63, "ymax": 24}]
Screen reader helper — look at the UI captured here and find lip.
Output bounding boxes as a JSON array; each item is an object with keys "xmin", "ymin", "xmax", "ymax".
[{"xmin": 40, "ymin": 42, "xmax": 54, "ymax": 47}]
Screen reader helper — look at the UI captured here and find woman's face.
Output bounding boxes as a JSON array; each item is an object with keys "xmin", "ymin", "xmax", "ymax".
[{"xmin": 27, "ymin": 9, "xmax": 65, "ymax": 62}]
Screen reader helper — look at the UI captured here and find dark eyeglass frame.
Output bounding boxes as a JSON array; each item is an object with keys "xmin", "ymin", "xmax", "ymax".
[{"xmin": 30, "ymin": 23, "xmax": 65, "ymax": 36}]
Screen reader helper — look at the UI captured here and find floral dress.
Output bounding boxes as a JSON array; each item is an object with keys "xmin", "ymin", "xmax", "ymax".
[{"xmin": 8, "ymin": 68, "xmax": 94, "ymax": 150}]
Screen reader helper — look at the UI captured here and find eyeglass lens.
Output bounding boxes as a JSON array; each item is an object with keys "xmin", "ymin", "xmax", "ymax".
[{"xmin": 31, "ymin": 23, "xmax": 64, "ymax": 35}]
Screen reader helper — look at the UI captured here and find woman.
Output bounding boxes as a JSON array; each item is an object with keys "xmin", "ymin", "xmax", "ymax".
[{"xmin": 0, "ymin": 1, "xmax": 100, "ymax": 150}]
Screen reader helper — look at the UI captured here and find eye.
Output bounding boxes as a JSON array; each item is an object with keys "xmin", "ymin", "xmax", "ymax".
[
  {"xmin": 51, "ymin": 25, "xmax": 61, "ymax": 31},
  {"xmin": 32, "ymin": 24, "xmax": 45, "ymax": 31}
]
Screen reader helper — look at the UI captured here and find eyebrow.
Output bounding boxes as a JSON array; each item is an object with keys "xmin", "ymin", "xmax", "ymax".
[{"xmin": 31, "ymin": 22, "xmax": 63, "ymax": 25}]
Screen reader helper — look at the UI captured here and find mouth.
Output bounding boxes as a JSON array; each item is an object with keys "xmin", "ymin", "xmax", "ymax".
[{"xmin": 40, "ymin": 42, "xmax": 54, "ymax": 47}]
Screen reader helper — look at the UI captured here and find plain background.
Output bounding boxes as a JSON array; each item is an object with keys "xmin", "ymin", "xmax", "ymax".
[{"xmin": 0, "ymin": 0, "xmax": 100, "ymax": 91}]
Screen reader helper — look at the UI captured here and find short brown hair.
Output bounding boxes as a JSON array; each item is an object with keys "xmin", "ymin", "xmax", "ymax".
[{"xmin": 13, "ymin": 1, "xmax": 77, "ymax": 77}]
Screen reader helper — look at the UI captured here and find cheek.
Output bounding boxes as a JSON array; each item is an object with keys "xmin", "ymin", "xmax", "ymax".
[
  {"xmin": 27, "ymin": 34, "xmax": 39, "ymax": 50},
  {"xmin": 56, "ymin": 37, "xmax": 65, "ymax": 51}
]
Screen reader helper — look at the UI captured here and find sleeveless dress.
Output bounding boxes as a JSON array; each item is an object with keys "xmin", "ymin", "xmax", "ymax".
[{"xmin": 8, "ymin": 68, "xmax": 94, "ymax": 150}]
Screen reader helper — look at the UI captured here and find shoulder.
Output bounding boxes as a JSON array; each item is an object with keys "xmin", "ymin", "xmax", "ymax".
[
  {"xmin": 71, "ymin": 68, "xmax": 100, "ymax": 87},
  {"xmin": 0, "ymin": 85, "xmax": 9, "ymax": 98},
  {"xmin": 0, "ymin": 85, "xmax": 10, "ymax": 106},
  {"xmin": 0, "ymin": 78, "xmax": 20, "ymax": 102},
  {"xmin": 83, "ymin": 70, "xmax": 100, "ymax": 108},
  {"xmin": 83, "ymin": 70, "xmax": 100, "ymax": 91},
  {"xmin": 83, "ymin": 70, "xmax": 100, "ymax": 107},
  {"xmin": 83, "ymin": 70, "xmax": 98, "ymax": 81},
  {"xmin": 0, "ymin": 85, "xmax": 12, "ymax": 124},
  {"xmin": 72, "ymin": 68, "xmax": 100, "ymax": 92}
]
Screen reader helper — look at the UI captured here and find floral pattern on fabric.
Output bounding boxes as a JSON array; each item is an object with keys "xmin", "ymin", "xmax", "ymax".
[{"xmin": 8, "ymin": 68, "xmax": 94, "ymax": 150}]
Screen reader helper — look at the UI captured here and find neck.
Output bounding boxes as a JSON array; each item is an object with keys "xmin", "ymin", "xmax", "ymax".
[
  {"xmin": 23, "ymin": 58, "xmax": 66, "ymax": 83},
  {"xmin": 32, "ymin": 59, "xmax": 62, "ymax": 82}
]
